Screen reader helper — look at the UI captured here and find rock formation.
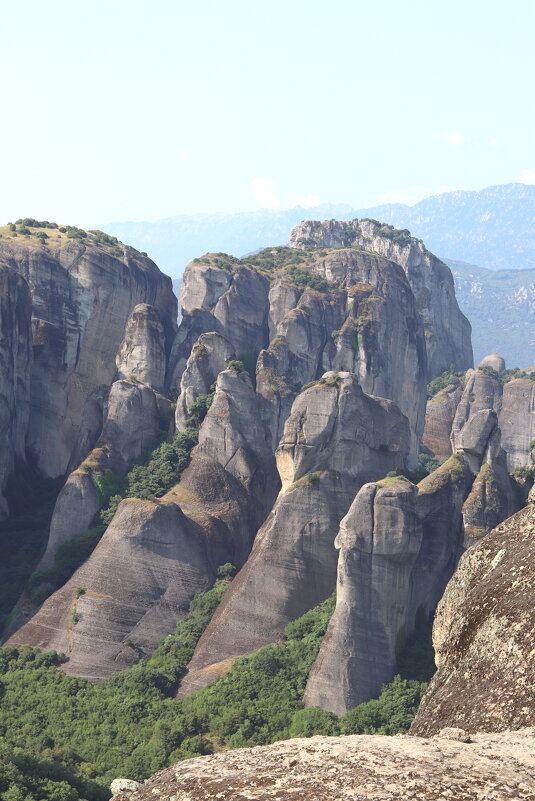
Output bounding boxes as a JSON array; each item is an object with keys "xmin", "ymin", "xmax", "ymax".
[
  {"xmin": 411, "ymin": 489, "xmax": 535, "ymax": 736},
  {"xmin": 177, "ymin": 374, "xmax": 411, "ymax": 695},
  {"xmin": 110, "ymin": 729, "xmax": 535, "ymax": 801},
  {"xmin": 0, "ymin": 265, "xmax": 32, "ymax": 517},
  {"xmin": 450, "ymin": 369, "xmax": 504, "ymax": 451},
  {"xmin": 304, "ymin": 406, "xmax": 519, "ymax": 716},
  {"xmin": 479, "ymin": 351, "xmax": 506, "ymax": 372},
  {"xmin": 499, "ymin": 378, "xmax": 535, "ymax": 469},
  {"xmin": 421, "ymin": 383, "xmax": 462, "ymax": 459},
  {"xmin": 7, "ymin": 498, "xmax": 215, "ymax": 681},
  {"xmin": 0, "ymin": 233, "xmax": 177, "ymax": 482},
  {"xmin": 290, "ymin": 218, "xmax": 473, "ymax": 378},
  {"xmin": 175, "ymin": 332, "xmax": 234, "ymax": 431},
  {"xmin": 4, "ymin": 218, "xmax": 519, "ymax": 707},
  {"xmin": 304, "ymin": 477, "xmax": 422, "ymax": 714},
  {"xmin": 423, "ymin": 356, "xmax": 535, "ymax": 472}
]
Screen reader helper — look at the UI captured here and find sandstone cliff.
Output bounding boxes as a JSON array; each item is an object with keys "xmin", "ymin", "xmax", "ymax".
[
  {"xmin": 290, "ymin": 218, "xmax": 473, "ymax": 378},
  {"xmin": 0, "ymin": 265, "xmax": 32, "ymax": 518},
  {"xmin": 423, "ymin": 355, "xmax": 535, "ymax": 472},
  {"xmin": 304, "ymin": 405, "xmax": 519, "ymax": 716},
  {"xmin": 3, "ymin": 219, "xmax": 512, "ymax": 709},
  {"xmin": 0, "ymin": 230, "xmax": 177, "ymax": 482},
  {"xmin": 177, "ymin": 373, "xmax": 410, "ymax": 695}
]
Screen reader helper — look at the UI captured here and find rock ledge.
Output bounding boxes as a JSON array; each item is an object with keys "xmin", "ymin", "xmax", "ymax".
[{"xmin": 112, "ymin": 729, "xmax": 535, "ymax": 800}]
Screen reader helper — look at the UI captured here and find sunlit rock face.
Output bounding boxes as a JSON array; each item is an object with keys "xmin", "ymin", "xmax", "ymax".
[
  {"xmin": 177, "ymin": 373, "xmax": 411, "ymax": 697},
  {"xmin": 0, "ymin": 236, "xmax": 177, "ymax": 481},
  {"xmin": 290, "ymin": 218, "xmax": 473, "ymax": 379},
  {"xmin": 411, "ymin": 493, "xmax": 535, "ymax": 736}
]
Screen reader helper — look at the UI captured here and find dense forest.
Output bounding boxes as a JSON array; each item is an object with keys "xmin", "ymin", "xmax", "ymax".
[{"xmin": 0, "ymin": 582, "xmax": 433, "ymax": 801}]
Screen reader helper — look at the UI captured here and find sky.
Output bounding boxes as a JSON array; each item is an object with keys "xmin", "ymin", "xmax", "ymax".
[{"xmin": 1, "ymin": 0, "xmax": 534, "ymax": 225}]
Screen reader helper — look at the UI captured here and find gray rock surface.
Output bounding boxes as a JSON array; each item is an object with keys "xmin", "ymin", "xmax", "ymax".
[
  {"xmin": 290, "ymin": 218, "xmax": 473, "ymax": 378},
  {"xmin": 0, "ymin": 235, "xmax": 177, "ymax": 480},
  {"xmin": 177, "ymin": 374, "xmax": 410, "ymax": 696},
  {"xmin": 479, "ymin": 352, "xmax": 506, "ymax": 372},
  {"xmin": 39, "ymin": 469, "xmax": 101, "ymax": 570},
  {"xmin": 110, "ymin": 729, "xmax": 535, "ymax": 801},
  {"xmin": 257, "ymin": 249, "xmax": 427, "ymax": 459},
  {"xmin": 0, "ymin": 264, "xmax": 32, "ymax": 517},
  {"xmin": 6, "ymin": 498, "xmax": 214, "ymax": 681},
  {"xmin": 499, "ymin": 378, "xmax": 535, "ymax": 469},
  {"xmin": 304, "ymin": 477, "xmax": 422, "ymax": 714},
  {"xmin": 305, "ymin": 440, "xmax": 505, "ymax": 716},
  {"xmin": 411, "ymin": 499, "xmax": 535, "ymax": 736},
  {"xmin": 39, "ymin": 380, "xmax": 171, "ymax": 569},
  {"xmin": 422, "ymin": 384, "xmax": 462, "ymax": 459},
  {"xmin": 175, "ymin": 332, "xmax": 234, "ymax": 431},
  {"xmin": 450, "ymin": 368, "xmax": 504, "ymax": 451},
  {"xmin": 115, "ymin": 304, "xmax": 168, "ymax": 392},
  {"xmin": 195, "ymin": 369, "xmax": 278, "ymax": 526}
]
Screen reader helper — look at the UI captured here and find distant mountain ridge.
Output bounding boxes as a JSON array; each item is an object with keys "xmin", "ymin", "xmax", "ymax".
[
  {"xmin": 99, "ymin": 183, "xmax": 535, "ymax": 278},
  {"xmin": 446, "ymin": 259, "xmax": 535, "ymax": 367}
]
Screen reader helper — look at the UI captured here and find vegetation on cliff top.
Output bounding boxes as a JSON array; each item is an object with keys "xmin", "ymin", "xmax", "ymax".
[{"xmin": 0, "ymin": 220, "xmax": 134, "ymax": 254}]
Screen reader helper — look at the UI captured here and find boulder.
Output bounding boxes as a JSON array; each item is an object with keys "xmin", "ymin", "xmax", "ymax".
[{"xmin": 478, "ymin": 352, "xmax": 506, "ymax": 372}]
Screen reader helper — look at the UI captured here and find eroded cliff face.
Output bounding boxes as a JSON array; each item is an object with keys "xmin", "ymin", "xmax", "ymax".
[
  {"xmin": 7, "ymin": 499, "xmax": 214, "ymax": 681},
  {"xmin": 177, "ymin": 373, "xmax": 411, "ymax": 696},
  {"xmin": 411, "ymin": 489, "xmax": 535, "ymax": 736},
  {"xmin": 304, "ymin": 405, "xmax": 520, "ymax": 717},
  {"xmin": 290, "ymin": 218, "xmax": 473, "ymax": 378},
  {"xmin": 0, "ymin": 265, "xmax": 32, "ymax": 518},
  {"xmin": 423, "ymin": 357, "xmax": 535, "ymax": 472},
  {"xmin": 0, "ymin": 235, "xmax": 177, "ymax": 481},
  {"xmin": 4, "ymin": 218, "xmax": 517, "ymax": 707}
]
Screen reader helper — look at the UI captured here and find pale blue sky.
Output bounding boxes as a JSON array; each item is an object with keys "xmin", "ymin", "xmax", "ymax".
[{"xmin": 1, "ymin": 0, "xmax": 533, "ymax": 225}]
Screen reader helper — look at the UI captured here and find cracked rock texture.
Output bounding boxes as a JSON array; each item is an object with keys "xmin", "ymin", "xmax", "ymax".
[
  {"xmin": 411, "ymin": 497, "xmax": 535, "ymax": 736},
  {"xmin": 111, "ymin": 729, "xmax": 535, "ymax": 801}
]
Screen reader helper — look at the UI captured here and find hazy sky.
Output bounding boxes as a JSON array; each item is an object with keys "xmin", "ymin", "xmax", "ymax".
[{"xmin": 1, "ymin": 0, "xmax": 533, "ymax": 225}]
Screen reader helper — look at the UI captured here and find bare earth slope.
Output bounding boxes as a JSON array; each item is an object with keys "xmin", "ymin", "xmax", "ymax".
[{"xmin": 112, "ymin": 729, "xmax": 535, "ymax": 801}]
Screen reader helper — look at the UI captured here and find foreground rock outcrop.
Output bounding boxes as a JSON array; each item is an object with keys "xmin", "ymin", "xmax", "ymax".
[
  {"xmin": 411, "ymin": 489, "xmax": 535, "ymax": 736},
  {"xmin": 111, "ymin": 729, "xmax": 535, "ymax": 801}
]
